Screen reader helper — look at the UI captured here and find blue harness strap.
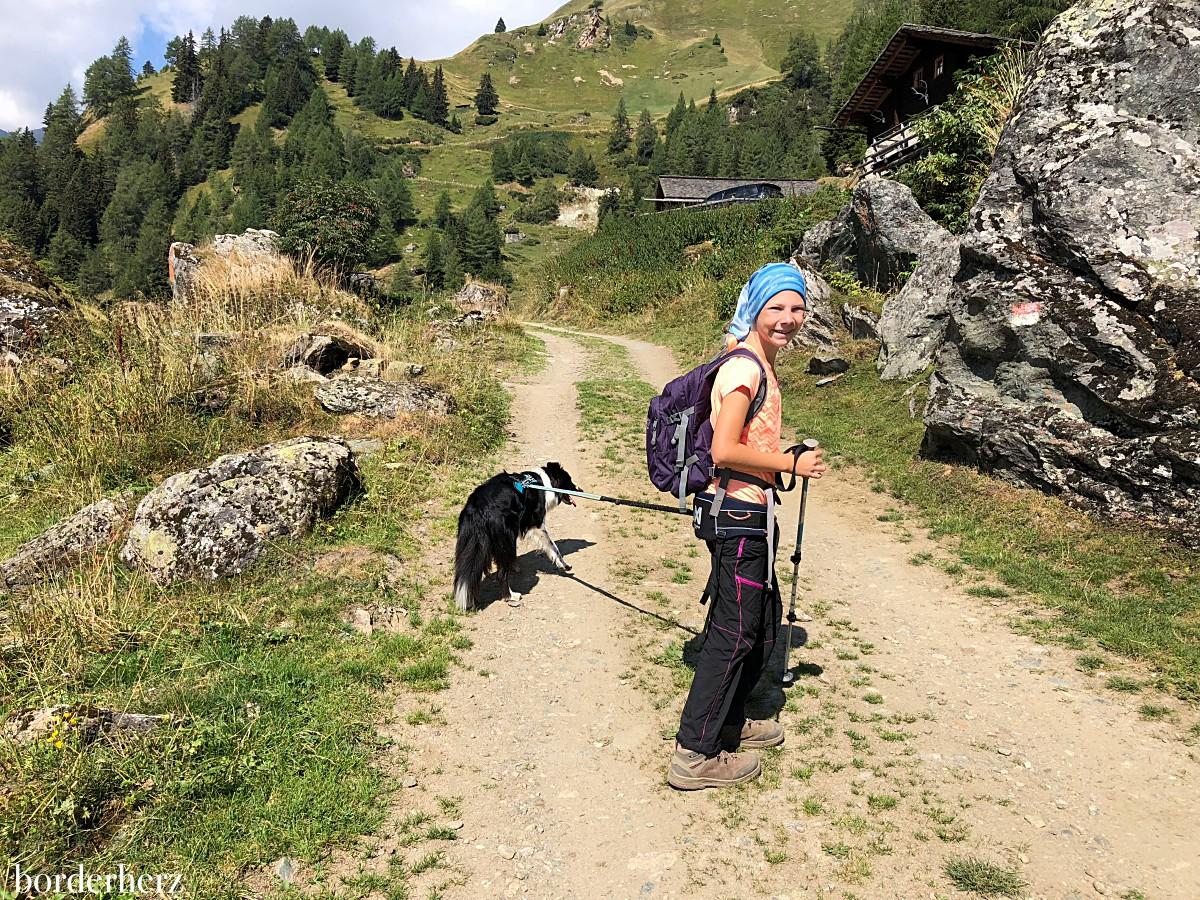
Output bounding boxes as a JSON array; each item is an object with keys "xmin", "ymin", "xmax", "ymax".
[{"xmin": 512, "ymin": 473, "xmax": 538, "ymax": 494}]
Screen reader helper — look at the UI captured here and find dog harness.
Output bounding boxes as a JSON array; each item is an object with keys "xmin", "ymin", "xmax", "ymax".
[{"xmin": 511, "ymin": 472, "xmax": 539, "ymax": 494}]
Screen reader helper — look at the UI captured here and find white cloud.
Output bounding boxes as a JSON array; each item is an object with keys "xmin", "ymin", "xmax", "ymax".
[{"xmin": 0, "ymin": 0, "xmax": 559, "ymax": 130}]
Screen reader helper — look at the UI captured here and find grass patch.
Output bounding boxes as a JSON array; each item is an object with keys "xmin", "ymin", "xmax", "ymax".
[
  {"xmin": 1138, "ymin": 703, "xmax": 1174, "ymax": 721},
  {"xmin": 1105, "ymin": 675, "xmax": 1142, "ymax": 693},
  {"xmin": 944, "ymin": 856, "xmax": 1026, "ymax": 898},
  {"xmin": 867, "ymin": 794, "xmax": 898, "ymax": 812}
]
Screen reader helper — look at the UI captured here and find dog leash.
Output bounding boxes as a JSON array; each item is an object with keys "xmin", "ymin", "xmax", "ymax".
[{"xmin": 519, "ymin": 483, "xmax": 692, "ymax": 516}]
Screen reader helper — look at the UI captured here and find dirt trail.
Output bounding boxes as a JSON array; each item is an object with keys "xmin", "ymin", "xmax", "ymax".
[{"xmin": 367, "ymin": 326, "xmax": 1195, "ymax": 900}]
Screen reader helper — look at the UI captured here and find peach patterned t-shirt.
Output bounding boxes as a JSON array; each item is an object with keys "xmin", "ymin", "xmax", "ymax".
[{"xmin": 707, "ymin": 346, "xmax": 781, "ymax": 504}]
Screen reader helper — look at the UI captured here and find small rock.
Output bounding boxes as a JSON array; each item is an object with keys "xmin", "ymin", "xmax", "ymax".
[
  {"xmin": 815, "ymin": 373, "xmax": 845, "ymax": 387},
  {"xmin": 448, "ymin": 820, "xmax": 464, "ymax": 830},
  {"xmin": 403, "ymin": 775, "xmax": 418, "ymax": 788},
  {"xmin": 1055, "ymin": 799, "xmax": 1068, "ymax": 809},
  {"xmin": 997, "ymin": 747, "xmax": 1013, "ymax": 756},
  {"xmin": 347, "ymin": 438, "xmax": 385, "ymax": 458},
  {"xmin": 499, "ymin": 845, "xmax": 516, "ymax": 860},
  {"xmin": 1093, "ymin": 881, "xmax": 1109, "ymax": 895},
  {"xmin": 273, "ymin": 857, "xmax": 297, "ymax": 884},
  {"xmin": 806, "ymin": 354, "xmax": 850, "ymax": 376},
  {"xmin": 284, "ymin": 364, "xmax": 327, "ymax": 385},
  {"xmin": 1024, "ymin": 815, "xmax": 1047, "ymax": 828}
]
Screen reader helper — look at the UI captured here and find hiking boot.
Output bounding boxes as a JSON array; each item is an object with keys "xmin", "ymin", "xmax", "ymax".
[
  {"xmin": 720, "ymin": 718, "xmax": 784, "ymax": 751},
  {"xmin": 667, "ymin": 746, "xmax": 761, "ymax": 790}
]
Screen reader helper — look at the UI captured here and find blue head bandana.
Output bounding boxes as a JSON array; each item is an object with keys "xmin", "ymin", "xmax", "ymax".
[{"xmin": 727, "ymin": 262, "xmax": 808, "ymax": 342}]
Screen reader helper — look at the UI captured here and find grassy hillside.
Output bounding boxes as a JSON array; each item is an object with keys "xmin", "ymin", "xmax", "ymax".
[{"xmin": 440, "ymin": 0, "xmax": 850, "ymax": 119}]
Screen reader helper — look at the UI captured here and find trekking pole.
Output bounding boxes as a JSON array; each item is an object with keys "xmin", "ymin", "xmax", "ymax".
[
  {"xmin": 520, "ymin": 483, "xmax": 692, "ymax": 517},
  {"xmin": 781, "ymin": 438, "xmax": 819, "ymax": 687}
]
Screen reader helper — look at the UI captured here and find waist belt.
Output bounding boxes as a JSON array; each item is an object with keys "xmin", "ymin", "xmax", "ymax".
[{"xmin": 712, "ymin": 468, "xmax": 778, "ymax": 589}]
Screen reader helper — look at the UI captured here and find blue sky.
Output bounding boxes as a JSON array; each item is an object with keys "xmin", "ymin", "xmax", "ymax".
[{"xmin": 0, "ymin": 0, "xmax": 563, "ymax": 131}]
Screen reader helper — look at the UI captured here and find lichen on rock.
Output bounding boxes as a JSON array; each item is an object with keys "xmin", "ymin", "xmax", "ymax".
[{"xmin": 922, "ymin": 0, "xmax": 1200, "ymax": 543}]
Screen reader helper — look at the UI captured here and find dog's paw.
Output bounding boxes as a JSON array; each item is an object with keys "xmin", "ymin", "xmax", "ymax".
[{"xmin": 504, "ymin": 591, "xmax": 524, "ymax": 608}]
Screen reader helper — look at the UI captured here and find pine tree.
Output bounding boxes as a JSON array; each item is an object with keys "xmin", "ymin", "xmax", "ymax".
[
  {"xmin": 0, "ymin": 129, "xmax": 44, "ymax": 249},
  {"xmin": 171, "ymin": 32, "xmax": 202, "ymax": 103},
  {"xmin": 665, "ymin": 92, "xmax": 687, "ymax": 143},
  {"xmin": 568, "ymin": 146, "xmax": 598, "ymax": 186},
  {"xmin": 179, "ymin": 190, "xmax": 215, "ymax": 242},
  {"xmin": 511, "ymin": 145, "xmax": 534, "ymax": 186},
  {"xmin": 460, "ymin": 205, "xmax": 502, "ymax": 279},
  {"xmin": 491, "ymin": 145, "xmax": 513, "ymax": 183},
  {"xmin": 46, "ymin": 228, "xmax": 88, "ymax": 282},
  {"xmin": 432, "ymin": 190, "xmax": 455, "ymax": 230},
  {"xmin": 324, "ymin": 31, "xmax": 349, "ymax": 80},
  {"xmin": 373, "ymin": 157, "xmax": 416, "ymax": 229},
  {"xmin": 712, "ymin": 33, "xmax": 721, "ymax": 46},
  {"xmin": 441, "ymin": 241, "xmax": 464, "ymax": 289},
  {"xmin": 537, "ymin": 23, "xmax": 548, "ymax": 36},
  {"xmin": 83, "ymin": 37, "xmax": 136, "ymax": 115},
  {"xmin": 117, "ymin": 198, "xmax": 172, "ymax": 298},
  {"xmin": 467, "ymin": 180, "xmax": 501, "ymax": 221},
  {"xmin": 141, "ymin": 61, "xmax": 156, "ymax": 77},
  {"xmin": 495, "ymin": 17, "xmax": 507, "ymax": 33},
  {"xmin": 423, "ymin": 231, "xmax": 445, "ymax": 289},
  {"xmin": 431, "ymin": 66, "xmax": 450, "ymax": 126},
  {"xmin": 410, "ymin": 82, "xmax": 434, "ymax": 123},
  {"xmin": 475, "ymin": 72, "xmax": 500, "ymax": 116},
  {"xmin": 607, "ymin": 98, "xmax": 631, "ymax": 154},
  {"xmin": 634, "ymin": 108, "xmax": 657, "ymax": 164},
  {"xmin": 624, "ymin": 20, "xmax": 637, "ymax": 37}
]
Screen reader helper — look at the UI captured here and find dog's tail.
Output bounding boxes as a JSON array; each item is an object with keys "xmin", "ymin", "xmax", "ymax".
[{"xmin": 453, "ymin": 513, "xmax": 490, "ymax": 612}]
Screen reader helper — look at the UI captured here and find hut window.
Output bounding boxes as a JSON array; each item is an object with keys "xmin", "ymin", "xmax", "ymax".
[
  {"xmin": 934, "ymin": 55, "xmax": 945, "ymax": 78},
  {"xmin": 912, "ymin": 67, "xmax": 924, "ymax": 89}
]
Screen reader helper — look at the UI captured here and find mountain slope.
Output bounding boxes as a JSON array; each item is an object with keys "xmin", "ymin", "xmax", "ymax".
[{"xmin": 439, "ymin": 0, "xmax": 849, "ymax": 118}]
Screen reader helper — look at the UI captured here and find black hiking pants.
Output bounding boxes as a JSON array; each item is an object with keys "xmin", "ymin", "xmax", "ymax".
[{"xmin": 676, "ymin": 531, "xmax": 781, "ymax": 757}]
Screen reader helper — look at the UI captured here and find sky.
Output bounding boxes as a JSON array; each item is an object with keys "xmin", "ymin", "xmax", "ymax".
[{"xmin": 0, "ymin": 0, "xmax": 563, "ymax": 131}]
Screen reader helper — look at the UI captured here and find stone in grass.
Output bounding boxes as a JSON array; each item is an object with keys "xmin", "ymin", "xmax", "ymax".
[
  {"xmin": 273, "ymin": 857, "xmax": 298, "ymax": 885},
  {"xmin": 315, "ymin": 375, "xmax": 455, "ymax": 418},
  {"xmin": 0, "ymin": 495, "xmax": 134, "ymax": 592},
  {"xmin": 4, "ymin": 704, "xmax": 168, "ymax": 746},
  {"xmin": 120, "ymin": 436, "xmax": 362, "ymax": 586},
  {"xmin": 807, "ymin": 355, "xmax": 850, "ymax": 376}
]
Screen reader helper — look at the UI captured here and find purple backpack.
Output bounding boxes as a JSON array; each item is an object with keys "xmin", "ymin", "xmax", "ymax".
[{"xmin": 646, "ymin": 347, "xmax": 767, "ymax": 511}]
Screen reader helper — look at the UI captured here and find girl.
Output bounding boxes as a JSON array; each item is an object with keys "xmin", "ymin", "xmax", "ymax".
[{"xmin": 669, "ymin": 262, "xmax": 826, "ymax": 791}]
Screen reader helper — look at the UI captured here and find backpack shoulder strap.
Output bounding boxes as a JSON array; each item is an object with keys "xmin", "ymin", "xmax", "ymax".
[{"xmin": 716, "ymin": 347, "xmax": 768, "ymax": 427}]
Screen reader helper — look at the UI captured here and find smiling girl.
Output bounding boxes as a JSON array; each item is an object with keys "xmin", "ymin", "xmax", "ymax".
[{"xmin": 669, "ymin": 262, "xmax": 827, "ymax": 791}]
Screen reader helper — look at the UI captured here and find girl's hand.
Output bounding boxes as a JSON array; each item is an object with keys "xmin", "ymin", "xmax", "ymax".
[{"xmin": 792, "ymin": 448, "xmax": 827, "ymax": 479}]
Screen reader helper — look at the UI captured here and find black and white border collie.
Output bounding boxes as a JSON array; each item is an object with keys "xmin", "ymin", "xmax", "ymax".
[{"xmin": 453, "ymin": 462, "xmax": 581, "ymax": 610}]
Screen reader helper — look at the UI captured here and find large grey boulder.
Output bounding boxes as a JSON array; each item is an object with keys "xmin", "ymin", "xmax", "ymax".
[
  {"xmin": 923, "ymin": 0, "xmax": 1200, "ymax": 543},
  {"xmin": 0, "ymin": 496, "xmax": 133, "ymax": 592},
  {"xmin": 169, "ymin": 229, "xmax": 282, "ymax": 304},
  {"xmin": 452, "ymin": 280, "xmax": 509, "ymax": 319},
  {"xmin": 788, "ymin": 260, "xmax": 840, "ymax": 353},
  {"xmin": 802, "ymin": 177, "xmax": 948, "ymax": 292},
  {"xmin": 120, "ymin": 436, "xmax": 362, "ymax": 584},
  {"xmin": 798, "ymin": 179, "xmax": 958, "ymax": 375},
  {"xmin": 876, "ymin": 229, "xmax": 958, "ymax": 379},
  {"xmin": 315, "ymin": 376, "xmax": 455, "ymax": 418}
]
